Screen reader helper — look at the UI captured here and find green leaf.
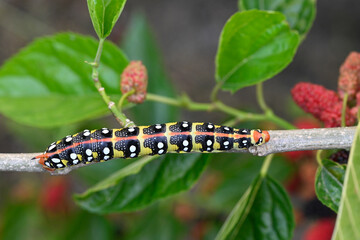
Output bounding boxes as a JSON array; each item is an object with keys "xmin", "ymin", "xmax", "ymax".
[
  {"xmin": 74, "ymin": 154, "xmax": 208, "ymax": 213},
  {"xmin": 332, "ymin": 123, "xmax": 360, "ymax": 239},
  {"xmin": 216, "ymin": 176, "xmax": 294, "ymax": 240},
  {"xmin": 122, "ymin": 13, "xmax": 178, "ymax": 124},
  {"xmin": 87, "ymin": 0, "xmax": 127, "ymax": 39},
  {"xmin": 0, "ymin": 33, "xmax": 128, "ymax": 128},
  {"xmin": 208, "ymin": 155, "xmax": 293, "ymax": 211},
  {"xmin": 239, "ymin": 0, "xmax": 316, "ymax": 37},
  {"xmin": 315, "ymin": 158, "xmax": 345, "ymax": 213},
  {"xmin": 215, "ymin": 10, "xmax": 300, "ymax": 92}
]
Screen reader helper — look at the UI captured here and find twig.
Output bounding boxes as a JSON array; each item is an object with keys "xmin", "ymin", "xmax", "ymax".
[
  {"xmin": 248, "ymin": 127, "xmax": 356, "ymax": 156},
  {"xmin": 0, "ymin": 127, "xmax": 356, "ymax": 174},
  {"xmin": 89, "ymin": 38, "xmax": 135, "ymax": 127}
]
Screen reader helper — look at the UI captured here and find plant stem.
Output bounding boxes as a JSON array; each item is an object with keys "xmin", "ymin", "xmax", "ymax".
[
  {"xmin": 256, "ymin": 83, "xmax": 269, "ymax": 112},
  {"xmin": 316, "ymin": 150, "xmax": 323, "ymax": 166},
  {"xmin": 260, "ymin": 154, "xmax": 274, "ymax": 176},
  {"xmin": 118, "ymin": 89, "xmax": 135, "ymax": 110},
  {"xmin": 146, "ymin": 93, "xmax": 295, "ymax": 129},
  {"xmin": 341, "ymin": 93, "xmax": 348, "ymax": 127},
  {"xmin": 90, "ymin": 38, "xmax": 135, "ymax": 127},
  {"xmin": 210, "ymin": 80, "xmax": 224, "ymax": 102}
]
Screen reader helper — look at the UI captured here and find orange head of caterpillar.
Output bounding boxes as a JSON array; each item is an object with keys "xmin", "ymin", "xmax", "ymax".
[
  {"xmin": 32, "ymin": 152, "xmax": 55, "ymax": 172},
  {"xmin": 251, "ymin": 129, "xmax": 270, "ymax": 146}
]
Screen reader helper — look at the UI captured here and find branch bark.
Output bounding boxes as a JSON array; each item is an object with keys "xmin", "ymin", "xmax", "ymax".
[{"xmin": 0, "ymin": 127, "xmax": 356, "ymax": 175}]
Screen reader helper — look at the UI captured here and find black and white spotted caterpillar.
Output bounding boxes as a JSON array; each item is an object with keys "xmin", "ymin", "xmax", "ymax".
[{"xmin": 34, "ymin": 121, "xmax": 270, "ymax": 171}]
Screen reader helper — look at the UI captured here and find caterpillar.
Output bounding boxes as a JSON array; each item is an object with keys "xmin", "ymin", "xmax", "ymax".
[{"xmin": 33, "ymin": 121, "xmax": 270, "ymax": 171}]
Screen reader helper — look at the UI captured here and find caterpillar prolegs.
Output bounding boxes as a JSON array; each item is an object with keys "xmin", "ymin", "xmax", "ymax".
[{"xmin": 34, "ymin": 121, "xmax": 270, "ymax": 171}]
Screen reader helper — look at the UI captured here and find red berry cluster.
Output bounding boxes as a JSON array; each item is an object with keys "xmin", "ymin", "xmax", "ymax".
[
  {"xmin": 120, "ymin": 61, "xmax": 148, "ymax": 104},
  {"xmin": 291, "ymin": 52, "xmax": 360, "ymax": 127},
  {"xmin": 338, "ymin": 52, "xmax": 360, "ymax": 101}
]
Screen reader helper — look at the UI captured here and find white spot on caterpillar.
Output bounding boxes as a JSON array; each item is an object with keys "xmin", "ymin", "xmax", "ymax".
[
  {"xmin": 45, "ymin": 162, "xmax": 51, "ymax": 167},
  {"xmin": 103, "ymin": 147, "xmax": 110, "ymax": 155},
  {"xmin": 207, "ymin": 124, "xmax": 214, "ymax": 129},
  {"xmin": 207, "ymin": 140, "xmax": 212, "ymax": 146},
  {"xmin": 65, "ymin": 136, "xmax": 72, "ymax": 142},
  {"xmin": 129, "ymin": 145, "xmax": 137, "ymax": 152},
  {"xmin": 48, "ymin": 144, "xmax": 56, "ymax": 151},
  {"xmin": 242, "ymin": 130, "xmax": 248, "ymax": 133},
  {"xmin": 70, "ymin": 153, "xmax": 77, "ymax": 160},
  {"xmin": 51, "ymin": 158, "xmax": 61, "ymax": 163},
  {"xmin": 102, "ymin": 128, "xmax": 110, "ymax": 134},
  {"xmin": 224, "ymin": 141, "xmax": 229, "ymax": 146},
  {"xmin": 182, "ymin": 122, "xmax": 189, "ymax": 128},
  {"xmin": 87, "ymin": 157, "xmax": 93, "ymax": 161},
  {"xmin": 73, "ymin": 160, "xmax": 79, "ymax": 164},
  {"xmin": 183, "ymin": 140, "xmax": 189, "ymax": 147},
  {"xmin": 86, "ymin": 149, "xmax": 92, "ymax": 156},
  {"xmin": 155, "ymin": 124, "xmax": 162, "ymax": 129},
  {"xmin": 56, "ymin": 164, "xmax": 63, "ymax": 168},
  {"xmin": 158, "ymin": 149, "xmax": 164, "ymax": 154},
  {"xmin": 242, "ymin": 139, "xmax": 248, "ymax": 144},
  {"xmin": 207, "ymin": 147, "xmax": 211, "ymax": 151},
  {"xmin": 104, "ymin": 156, "xmax": 110, "ymax": 160},
  {"xmin": 157, "ymin": 142, "xmax": 164, "ymax": 149},
  {"xmin": 83, "ymin": 130, "xmax": 90, "ymax": 137},
  {"xmin": 128, "ymin": 127, "xmax": 135, "ymax": 132},
  {"xmin": 130, "ymin": 153, "xmax": 137, "ymax": 158},
  {"xmin": 224, "ymin": 127, "xmax": 230, "ymax": 131},
  {"xmin": 183, "ymin": 147, "xmax": 189, "ymax": 152}
]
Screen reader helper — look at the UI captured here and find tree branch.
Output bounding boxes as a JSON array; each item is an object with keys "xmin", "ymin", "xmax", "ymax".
[{"xmin": 0, "ymin": 127, "xmax": 355, "ymax": 174}]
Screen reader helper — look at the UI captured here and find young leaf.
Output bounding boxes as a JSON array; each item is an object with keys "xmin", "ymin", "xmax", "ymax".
[
  {"xmin": 216, "ymin": 175, "xmax": 294, "ymax": 240},
  {"xmin": 74, "ymin": 154, "xmax": 208, "ymax": 213},
  {"xmin": 122, "ymin": 13, "xmax": 178, "ymax": 124},
  {"xmin": 315, "ymin": 158, "xmax": 345, "ymax": 213},
  {"xmin": 332, "ymin": 123, "xmax": 360, "ymax": 239},
  {"xmin": 239, "ymin": 0, "xmax": 316, "ymax": 37},
  {"xmin": 0, "ymin": 33, "xmax": 128, "ymax": 128},
  {"xmin": 215, "ymin": 10, "xmax": 300, "ymax": 92},
  {"xmin": 87, "ymin": 0, "xmax": 127, "ymax": 39}
]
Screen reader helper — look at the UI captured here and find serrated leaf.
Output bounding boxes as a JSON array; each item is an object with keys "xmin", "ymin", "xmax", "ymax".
[
  {"xmin": 239, "ymin": 0, "xmax": 316, "ymax": 37},
  {"xmin": 315, "ymin": 159, "xmax": 345, "ymax": 213},
  {"xmin": 215, "ymin": 10, "xmax": 300, "ymax": 92},
  {"xmin": 216, "ymin": 175, "xmax": 294, "ymax": 240},
  {"xmin": 87, "ymin": 0, "xmax": 127, "ymax": 38},
  {"xmin": 74, "ymin": 154, "xmax": 208, "ymax": 213},
  {"xmin": 332, "ymin": 123, "xmax": 360, "ymax": 239},
  {"xmin": 122, "ymin": 13, "xmax": 178, "ymax": 124},
  {"xmin": 0, "ymin": 33, "xmax": 128, "ymax": 128}
]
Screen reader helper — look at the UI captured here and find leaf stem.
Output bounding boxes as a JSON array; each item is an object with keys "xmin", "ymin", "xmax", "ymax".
[
  {"xmin": 118, "ymin": 89, "xmax": 135, "ymax": 110},
  {"xmin": 146, "ymin": 93, "xmax": 295, "ymax": 129},
  {"xmin": 256, "ymin": 83, "xmax": 269, "ymax": 112},
  {"xmin": 90, "ymin": 38, "xmax": 135, "ymax": 127},
  {"xmin": 316, "ymin": 150, "xmax": 323, "ymax": 166},
  {"xmin": 260, "ymin": 154, "xmax": 273, "ymax": 177},
  {"xmin": 341, "ymin": 93, "xmax": 348, "ymax": 127},
  {"xmin": 210, "ymin": 80, "xmax": 224, "ymax": 102}
]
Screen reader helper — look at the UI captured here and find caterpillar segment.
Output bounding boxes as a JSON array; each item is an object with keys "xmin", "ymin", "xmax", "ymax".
[{"xmin": 33, "ymin": 122, "xmax": 270, "ymax": 171}]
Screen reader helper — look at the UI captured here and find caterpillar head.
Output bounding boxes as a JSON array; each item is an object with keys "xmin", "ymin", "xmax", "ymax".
[{"xmin": 251, "ymin": 129, "xmax": 270, "ymax": 146}]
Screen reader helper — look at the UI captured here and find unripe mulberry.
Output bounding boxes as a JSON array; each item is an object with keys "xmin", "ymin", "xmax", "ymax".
[{"xmin": 120, "ymin": 61, "xmax": 148, "ymax": 104}]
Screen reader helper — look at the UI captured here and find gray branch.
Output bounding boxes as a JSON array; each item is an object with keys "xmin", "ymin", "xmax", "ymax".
[{"xmin": 0, "ymin": 127, "xmax": 356, "ymax": 175}]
